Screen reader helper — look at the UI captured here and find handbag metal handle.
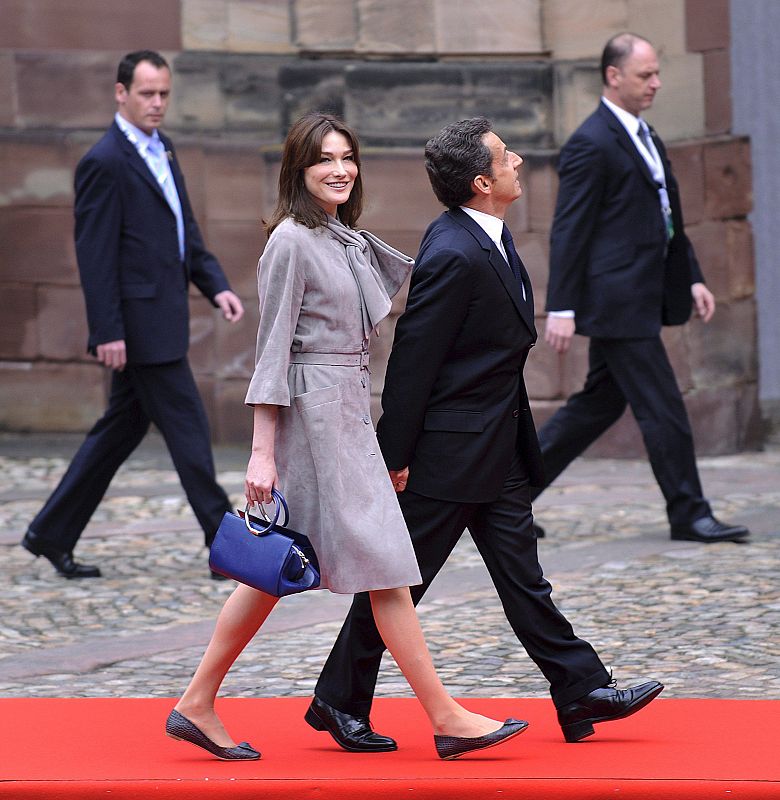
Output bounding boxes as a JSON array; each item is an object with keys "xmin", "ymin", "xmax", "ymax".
[{"xmin": 244, "ymin": 488, "xmax": 290, "ymax": 536}]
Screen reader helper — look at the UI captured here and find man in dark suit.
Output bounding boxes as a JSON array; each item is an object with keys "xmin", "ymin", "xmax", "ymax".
[
  {"xmin": 304, "ymin": 117, "xmax": 662, "ymax": 751},
  {"xmin": 21, "ymin": 50, "xmax": 244, "ymax": 579},
  {"xmin": 532, "ymin": 33, "xmax": 749, "ymax": 544}
]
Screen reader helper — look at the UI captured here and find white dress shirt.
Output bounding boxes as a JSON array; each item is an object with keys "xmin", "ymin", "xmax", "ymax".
[{"xmin": 460, "ymin": 206, "xmax": 526, "ymax": 300}]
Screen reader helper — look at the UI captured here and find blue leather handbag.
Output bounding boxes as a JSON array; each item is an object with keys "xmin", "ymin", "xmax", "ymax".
[{"xmin": 209, "ymin": 488, "xmax": 320, "ymax": 596}]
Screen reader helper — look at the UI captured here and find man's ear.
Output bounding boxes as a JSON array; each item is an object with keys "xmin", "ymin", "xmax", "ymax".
[
  {"xmin": 605, "ymin": 65, "xmax": 621, "ymax": 90},
  {"xmin": 115, "ymin": 82, "xmax": 127, "ymax": 105},
  {"xmin": 472, "ymin": 174, "xmax": 493, "ymax": 196}
]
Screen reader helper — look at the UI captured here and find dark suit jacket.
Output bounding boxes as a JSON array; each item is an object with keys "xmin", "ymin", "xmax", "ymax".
[
  {"xmin": 547, "ymin": 102, "xmax": 704, "ymax": 339},
  {"xmin": 74, "ymin": 121, "xmax": 230, "ymax": 364},
  {"xmin": 377, "ymin": 208, "xmax": 544, "ymax": 502}
]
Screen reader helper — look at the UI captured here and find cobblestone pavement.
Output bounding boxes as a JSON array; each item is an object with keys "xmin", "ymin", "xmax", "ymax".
[{"xmin": 1, "ymin": 433, "xmax": 778, "ymax": 702}]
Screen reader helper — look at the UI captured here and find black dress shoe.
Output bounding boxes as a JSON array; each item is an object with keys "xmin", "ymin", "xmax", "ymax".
[
  {"xmin": 21, "ymin": 530, "xmax": 101, "ymax": 578},
  {"xmin": 532, "ymin": 523, "xmax": 545, "ymax": 538},
  {"xmin": 304, "ymin": 696, "xmax": 397, "ymax": 752},
  {"xmin": 557, "ymin": 680, "xmax": 664, "ymax": 742},
  {"xmin": 671, "ymin": 516, "xmax": 750, "ymax": 543},
  {"xmin": 165, "ymin": 709, "xmax": 260, "ymax": 760},
  {"xmin": 434, "ymin": 718, "xmax": 528, "ymax": 760}
]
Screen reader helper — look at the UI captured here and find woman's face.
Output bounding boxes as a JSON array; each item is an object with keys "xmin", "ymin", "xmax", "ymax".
[{"xmin": 303, "ymin": 130, "xmax": 358, "ymax": 217}]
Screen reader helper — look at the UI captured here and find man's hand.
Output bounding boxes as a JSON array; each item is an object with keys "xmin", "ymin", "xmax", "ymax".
[
  {"xmin": 214, "ymin": 290, "xmax": 244, "ymax": 323},
  {"xmin": 544, "ymin": 315, "xmax": 576, "ymax": 354},
  {"xmin": 691, "ymin": 282, "xmax": 715, "ymax": 323},
  {"xmin": 96, "ymin": 339, "xmax": 127, "ymax": 371},
  {"xmin": 389, "ymin": 467, "xmax": 409, "ymax": 493}
]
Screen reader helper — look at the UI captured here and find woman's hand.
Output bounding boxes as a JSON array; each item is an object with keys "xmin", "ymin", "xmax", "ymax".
[
  {"xmin": 245, "ymin": 404, "xmax": 280, "ymax": 507},
  {"xmin": 245, "ymin": 451, "xmax": 278, "ymax": 507}
]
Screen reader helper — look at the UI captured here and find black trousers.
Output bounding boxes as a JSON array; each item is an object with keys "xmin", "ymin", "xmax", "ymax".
[
  {"xmin": 314, "ymin": 454, "xmax": 610, "ymax": 714},
  {"xmin": 531, "ymin": 336, "xmax": 711, "ymax": 527},
  {"xmin": 29, "ymin": 358, "xmax": 230, "ymax": 553}
]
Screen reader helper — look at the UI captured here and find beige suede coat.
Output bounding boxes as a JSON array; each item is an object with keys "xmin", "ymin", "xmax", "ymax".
[{"xmin": 245, "ymin": 216, "xmax": 421, "ymax": 593}]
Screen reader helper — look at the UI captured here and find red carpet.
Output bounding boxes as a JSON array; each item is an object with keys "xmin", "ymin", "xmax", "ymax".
[{"xmin": 1, "ymin": 697, "xmax": 777, "ymax": 798}]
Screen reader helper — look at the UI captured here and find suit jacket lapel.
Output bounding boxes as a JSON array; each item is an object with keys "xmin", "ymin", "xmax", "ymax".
[
  {"xmin": 598, "ymin": 103, "xmax": 658, "ymax": 191},
  {"xmin": 110, "ymin": 121, "xmax": 170, "ymax": 208},
  {"xmin": 449, "ymin": 208, "xmax": 536, "ymax": 338}
]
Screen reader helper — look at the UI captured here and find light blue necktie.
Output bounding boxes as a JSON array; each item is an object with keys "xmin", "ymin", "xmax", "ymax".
[{"xmin": 147, "ymin": 138, "xmax": 185, "ymax": 260}]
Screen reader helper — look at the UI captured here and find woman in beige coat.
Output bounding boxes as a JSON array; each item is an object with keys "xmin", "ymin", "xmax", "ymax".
[{"xmin": 166, "ymin": 113, "xmax": 526, "ymax": 761}]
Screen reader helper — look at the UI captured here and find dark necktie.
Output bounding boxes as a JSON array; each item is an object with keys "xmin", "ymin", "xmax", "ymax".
[
  {"xmin": 500, "ymin": 224, "xmax": 527, "ymax": 298},
  {"xmin": 637, "ymin": 120, "xmax": 654, "ymax": 156}
]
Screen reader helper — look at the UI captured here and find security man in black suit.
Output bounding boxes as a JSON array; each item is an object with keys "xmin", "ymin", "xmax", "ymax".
[
  {"xmin": 21, "ymin": 50, "xmax": 244, "ymax": 579},
  {"xmin": 533, "ymin": 33, "xmax": 749, "ymax": 544},
  {"xmin": 304, "ymin": 117, "xmax": 663, "ymax": 751}
]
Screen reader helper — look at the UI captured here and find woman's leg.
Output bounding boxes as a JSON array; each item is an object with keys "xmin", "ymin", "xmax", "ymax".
[
  {"xmin": 369, "ymin": 586, "xmax": 505, "ymax": 737},
  {"xmin": 174, "ymin": 583, "xmax": 279, "ymax": 746}
]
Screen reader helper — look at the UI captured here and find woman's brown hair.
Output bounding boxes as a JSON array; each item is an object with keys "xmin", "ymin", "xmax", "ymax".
[{"xmin": 265, "ymin": 112, "xmax": 363, "ymax": 235}]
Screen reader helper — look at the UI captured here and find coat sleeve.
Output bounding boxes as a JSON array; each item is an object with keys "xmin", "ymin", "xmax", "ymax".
[
  {"xmin": 546, "ymin": 133, "xmax": 607, "ymax": 312},
  {"xmin": 74, "ymin": 155, "xmax": 125, "ymax": 352},
  {"xmin": 377, "ymin": 245, "xmax": 472, "ymax": 470},
  {"xmin": 244, "ymin": 228, "xmax": 306, "ymax": 407}
]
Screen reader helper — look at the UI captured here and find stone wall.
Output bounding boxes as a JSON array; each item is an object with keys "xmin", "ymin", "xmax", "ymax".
[{"xmin": 0, "ymin": 0, "xmax": 761, "ymax": 453}]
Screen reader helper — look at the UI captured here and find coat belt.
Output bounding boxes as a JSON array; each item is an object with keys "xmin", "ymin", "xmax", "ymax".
[{"xmin": 289, "ymin": 351, "xmax": 370, "ymax": 368}]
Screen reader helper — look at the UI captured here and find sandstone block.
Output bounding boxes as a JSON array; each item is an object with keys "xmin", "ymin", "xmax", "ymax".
[
  {"xmin": 667, "ymin": 141, "xmax": 704, "ymax": 225},
  {"xmin": 543, "ymin": 0, "xmax": 627, "ymax": 60},
  {"xmin": 686, "ymin": 220, "xmax": 729, "ymax": 300},
  {"xmin": 0, "ymin": 285, "xmax": 37, "ymax": 359},
  {"xmin": 0, "ymin": 0, "xmax": 180, "ymax": 50},
  {"xmin": 522, "ymin": 154, "xmax": 558, "ymax": 233},
  {"xmin": 167, "ymin": 54, "xmax": 227, "ymax": 131},
  {"xmin": 552, "ymin": 61, "xmax": 602, "ymax": 146},
  {"xmin": 685, "ymin": 0, "xmax": 730, "ymax": 52},
  {"xmin": 643, "ymin": 53, "xmax": 705, "ymax": 141},
  {"xmin": 0, "ymin": 52, "xmax": 14, "ymax": 127},
  {"xmin": 214, "ymin": 379, "xmax": 254, "ymax": 442},
  {"xmin": 360, "ymin": 153, "xmax": 442, "ymax": 232},
  {"xmin": 204, "ymin": 147, "xmax": 267, "ymax": 222},
  {"xmin": 703, "ymin": 49, "xmax": 731, "ymax": 135},
  {"xmin": 188, "ymin": 298, "xmax": 220, "ymax": 376},
  {"xmin": 687, "ymin": 299, "xmax": 757, "ymax": 388},
  {"xmin": 725, "ymin": 220, "xmax": 755, "ymax": 300},
  {"xmin": 703, "ymin": 137, "xmax": 752, "ymax": 220},
  {"xmin": 182, "ymin": 0, "xmax": 229, "ymax": 50},
  {"xmin": 684, "ymin": 385, "xmax": 739, "ymax": 454},
  {"xmin": 294, "ymin": 0, "xmax": 358, "ymax": 51},
  {"xmin": 37, "ymin": 285, "xmax": 89, "ymax": 361},
  {"xmin": 433, "ymin": 0, "xmax": 543, "ymax": 55},
  {"xmin": 660, "ymin": 324, "xmax": 692, "ymax": 392},
  {"xmin": 0, "ymin": 137, "xmax": 74, "ymax": 208},
  {"xmin": 228, "ymin": 0, "xmax": 295, "ymax": 54},
  {"xmin": 357, "ymin": 0, "xmax": 436, "ymax": 54},
  {"xmin": 278, "ymin": 61, "xmax": 346, "ymax": 129},
  {"xmin": 205, "ymin": 220, "xmax": 266, "ymax": 296},
  {"xmin": 559, "ymin": 334, "xmax": 590, "ymax": 397},
  {"xmin": 627, "ymin": 0, "xmax": 687, "ymax": 55},
  {"xmin": 0, "ymin": 362, "xmax": 105, "ymax": 431},
  {"xmin": 174, "ymin": 143, "xmax": 207, "ymax": 223},
  {"xmin": 0, "ymin": 207, "xmax": 79, "ymax": 284},
  {"xmin": 214, "ymin": 302, "xmax": 259, "ymax": 379},
  {"xmin": 347, "ymin": 62, "xmax": 552, "ymax": 148},
  {"xmin": 516, "ymin": 231, "xmax": 549, "ymax": 300},
  {"xmin": 15, "ymin": 52, "xmax": 117, "ymax": 129}
]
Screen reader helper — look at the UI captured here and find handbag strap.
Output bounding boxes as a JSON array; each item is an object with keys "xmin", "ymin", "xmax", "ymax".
[{"xmin": 243, "ymin": 488, "xmax": 290, "ymax": 536}]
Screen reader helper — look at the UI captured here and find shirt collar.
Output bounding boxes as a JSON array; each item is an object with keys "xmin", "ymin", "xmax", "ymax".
[
  {"xmin": 600, "ymin": 96, "xmax": 650, "ymax": 139},
  {"xmin": 460, "ymin": 205, "xmax": 505, "ymax": 249},
  {"xmin": 115, "ymin": 112, "xmax": 162, "ymax": 155}
]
